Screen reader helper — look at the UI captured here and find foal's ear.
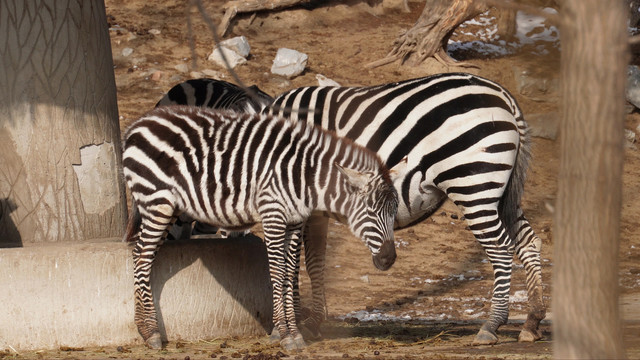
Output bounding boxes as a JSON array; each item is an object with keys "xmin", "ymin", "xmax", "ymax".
[
  {"xmin": 388, "ymin": 156, "xmax": 408, "ymax": 182},
  {"xmin": 335, "ymin": 163, "xmax": 372, "ymax": 190}
]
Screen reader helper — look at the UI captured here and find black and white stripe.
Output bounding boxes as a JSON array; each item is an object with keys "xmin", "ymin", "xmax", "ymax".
[
  {"xmin": 156, "ymin": 78, "xmax": 273, "ymax": 114},
  {"xmin": 264, "ymin": 72, "xmax": 545, "ymax": 344},
  {"xmin": 122, "ymin": 106, "xmax": 399, "ymax": 350},
  {"xmin": 156, "ymin": 79, "xmax": 274, "ymax": 239}
]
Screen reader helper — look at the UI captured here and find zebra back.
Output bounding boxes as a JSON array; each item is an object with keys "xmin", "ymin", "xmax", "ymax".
[{"xmin": 156, "ymin": 78, "xmax": 273, "ymax": 114}]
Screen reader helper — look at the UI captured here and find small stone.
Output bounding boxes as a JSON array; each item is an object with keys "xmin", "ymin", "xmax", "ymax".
[
  {"xmin": 316, "ymin": 74, "xmax": 341, "ymax": 86},
  {"xmin": 202, "ymin": 69, "xmax": 225, "ymax": 78},
  {"xmin": 190, "ymin": 71, "xmax": 205, "ymax": 79},
  {"xmin": 149, "ymin": 28, "xmax": 161, "ymax": 35},
  {"xmin": 625, "ymin": 128, "xmax": 636, "ymax": 145},
  {"xmin": 175, "ymin": 63, "xmax": 189, "ymax": 73},
  {"xmin": 271, "ymin": 48, "xmax": 307, "ymax": 78},
  {"xmin": 121, "ymin": 47, "xmax": 133, "ymax": 57},
  {"xmin": 217, "ymin": 36, "xmax": 251, "ymax": 58},
  {"xmin": 151, "ymin": 70, "xmax": 163, "ymax": 82},
  {"xmin": 208, "ymin": 46, "xmax": 247, "ymax": 69},
  {"xmin": 627, "ymin": 65, "xmax": 640, "ymax": 109}
]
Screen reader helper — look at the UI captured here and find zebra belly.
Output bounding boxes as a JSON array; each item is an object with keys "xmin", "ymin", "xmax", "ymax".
[{"xmin": 174, "ymin": 191, "xmax": 261, "ymax": 231}]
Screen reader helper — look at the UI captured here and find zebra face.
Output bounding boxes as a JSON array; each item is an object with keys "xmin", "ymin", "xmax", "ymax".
[
  {"xmin": 338, "ymin": 165, "xmax": 398, "ymax": 271},
  {"xmin": 365, "ymin": 181, "xmax": 399, "ymax": 271}
]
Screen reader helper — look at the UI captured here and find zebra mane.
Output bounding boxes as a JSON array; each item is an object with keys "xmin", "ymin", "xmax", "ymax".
[{"xmin": 279, "ymin": 114, "xmax": 391, "ymax": 182}]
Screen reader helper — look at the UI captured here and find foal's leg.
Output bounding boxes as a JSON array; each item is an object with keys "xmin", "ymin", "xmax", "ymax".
[
  {"xmin": 281, "ymin": 223, "xmax": 306, "ymax": 350},
  {"xmin": 133, "ymin": 203, "xmax": 175, "ymax": 349}
]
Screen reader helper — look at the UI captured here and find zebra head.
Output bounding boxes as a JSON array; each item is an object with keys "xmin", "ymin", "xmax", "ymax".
[{"xmin": 336, "ymin": 164, "xmax": 399, "ymax": 271}]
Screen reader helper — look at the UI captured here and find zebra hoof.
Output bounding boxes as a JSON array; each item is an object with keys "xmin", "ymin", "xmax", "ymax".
[
  {"xmin": 269, "ymin": 329, "xmax": 281, "ymax": 343},
  {"xmin": 518, "ymin": 328, "xmax": 542, "ymax": 342},
  {"xmin": 145, "ymin": 332, "xmax": 163, "ymax": 349},
  {"xmin": 472, "ymin": 329, "xmax": 498, "ymax": 346},
  {"xmin": 280, "ymin": 335, "xmax": 305, "ymax": 351}
]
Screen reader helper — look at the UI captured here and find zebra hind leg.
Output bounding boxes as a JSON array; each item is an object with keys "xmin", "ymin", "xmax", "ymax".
[
  {"xmin": 279, "ymin": 223, "xmax": 306, "ymax": 350},
  {"xmin": 513, "ymin": 208, "xmax": 546, "ymax": 342},
  {"xmin": 133, "ymin": 204, "xmax": 175, "ymax": 349},
  {"xmin": 461, "ymin": 207, "xmax": 514, "ymax": 345},
  {"xmin": 299, "ymin": 215, "xmax": 329, "ymax": 340}
]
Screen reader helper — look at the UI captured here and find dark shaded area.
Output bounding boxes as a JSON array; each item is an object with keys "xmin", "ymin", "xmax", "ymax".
[{"xmin": 0, "ymin": 198, "xmax": 22, "ymax": 248}]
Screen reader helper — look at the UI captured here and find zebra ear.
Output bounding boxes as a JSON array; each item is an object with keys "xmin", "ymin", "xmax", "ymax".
[
  {"xmin": 335, "ymin": 163, "xmax": 371, "ymax": 190},
  {"xmin": 388, "ymin": 156, "xmax": 408, "ymax": 182}
]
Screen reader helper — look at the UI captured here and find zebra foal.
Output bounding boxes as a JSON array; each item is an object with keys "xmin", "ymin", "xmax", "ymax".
[{"xmin": 122, "ymin": 106, "xmax": 400, "ymax": 350}]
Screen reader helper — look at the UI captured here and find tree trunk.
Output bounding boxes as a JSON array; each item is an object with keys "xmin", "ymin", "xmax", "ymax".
[
  {"xmin": 0, "ymin": 0, "xmax": 126, "ymax": 246},
  {"xmin": 553, "ymin": 0, "xmax": 627, "ymax": 358}
]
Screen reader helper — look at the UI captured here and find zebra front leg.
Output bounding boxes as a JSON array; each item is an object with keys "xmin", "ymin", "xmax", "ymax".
[
  {"xmin": 263, "ymin": 216, "xmax": 302, "ymax": 350},
  {"xmin": 513, "ymin": 210, "xmax": 546, "ymax": 342},
  {"xmin": 132, "ymin": 205, "xmax": 174, "ymax": 349}
]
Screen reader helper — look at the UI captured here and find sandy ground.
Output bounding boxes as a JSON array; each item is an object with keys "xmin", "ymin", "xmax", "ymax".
[{"xmin": 7, "ymin": 1, "xmax": 640, "ymax": 359}]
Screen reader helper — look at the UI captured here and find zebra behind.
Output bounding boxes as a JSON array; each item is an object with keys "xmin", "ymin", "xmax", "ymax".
[
  {"xmin": 265, "ymin": 73, "xmax": 545, "ymax": 345},
  {"xmin": 122, "ymin": 106, "xmax": 399, "ymax": 350}
]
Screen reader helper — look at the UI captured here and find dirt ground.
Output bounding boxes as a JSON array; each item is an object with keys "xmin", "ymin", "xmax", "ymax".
[{"xmin": 6, "ymin": 1, "xmax": 640, "ymax": 359}]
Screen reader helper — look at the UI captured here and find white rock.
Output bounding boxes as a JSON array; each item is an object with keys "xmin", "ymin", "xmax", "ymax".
[
  {"xmin": 174, "ymin": 63, "xmax": 189, "ymax": 73},
  {"xmin": 316, "ymin": 74, "xmax": 341, "ymax": 86},
  {"xmin": 148, "ymin": 28, "xmax": 161, "ymax": 35},
  {"xmin": 217, "ymin": 36, "xmax": 251, "ymax": 58},
  {"xmin": 625, "ymin": 129, "xmax": 637, "ymax": 149},
  {"xmin": 190, "ymin": 71, "xmax": 205, "ymax": 79},
  {"xmin": 202, "ymin": 69, "xmax": 225, "ymax": 78},
  {"xmin": 121, "ymin": 47, "xmax": 133, "ymax": 57},
  {"xmin": 208, "ymin": 46, "xmax": 247, "ymax": 69},
  {"xmin": 271, "ymin": 48, "xmax": 307, "ymax": 78}
]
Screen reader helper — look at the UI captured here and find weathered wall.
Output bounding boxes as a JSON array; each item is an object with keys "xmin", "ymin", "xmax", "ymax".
[{"xmin": 0, "ymin": 237, "xmax": 273, "ymax": 350}]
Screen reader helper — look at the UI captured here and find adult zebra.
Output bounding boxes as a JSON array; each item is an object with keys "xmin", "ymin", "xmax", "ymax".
[
  {"xmin": 264, "ymin": 72, "xmax": 545, "ymax": 345},
  {"xmin": 154, "ymin": 73, "xmax": 546, "ymax": 344},
  {"xmin": 122, "ymin": 106, "xmax": 400, "ymax": 350}
]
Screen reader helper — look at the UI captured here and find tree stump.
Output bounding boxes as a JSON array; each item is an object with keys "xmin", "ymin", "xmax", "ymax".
[{"xmin": 366, "ymin": 0, "xmax": 488, "ymax": 68}]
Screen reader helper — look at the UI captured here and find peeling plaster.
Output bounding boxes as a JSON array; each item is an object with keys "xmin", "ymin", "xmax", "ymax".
[{"xmin": 72, "ymin": 143, "xmax": 118, "ymax": 215}]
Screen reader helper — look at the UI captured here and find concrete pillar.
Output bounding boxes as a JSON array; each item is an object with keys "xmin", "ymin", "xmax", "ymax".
[{"xmin": 0, "ymin": 236, "xmax": 272, "ymax": 350}]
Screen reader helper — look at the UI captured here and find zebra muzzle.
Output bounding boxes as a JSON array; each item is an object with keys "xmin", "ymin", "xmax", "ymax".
[{"xmin": 372, "ymin": 240, "xmax": 396, "ymax": 271}]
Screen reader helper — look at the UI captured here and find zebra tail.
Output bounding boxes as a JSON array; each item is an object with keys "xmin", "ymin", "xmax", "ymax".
[
  {"xmin": 123, "ymin": 204, "xmax": 142, "ymax": 243},
  {"xmin": 499, "ymin": 115, "xmax": 532, "ymax": 240}
]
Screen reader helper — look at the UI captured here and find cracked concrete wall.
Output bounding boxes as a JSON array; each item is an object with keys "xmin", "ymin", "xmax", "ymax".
[{"xmin": 0, "ymin": 238, "xmax": 273, "ymax": 350}]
